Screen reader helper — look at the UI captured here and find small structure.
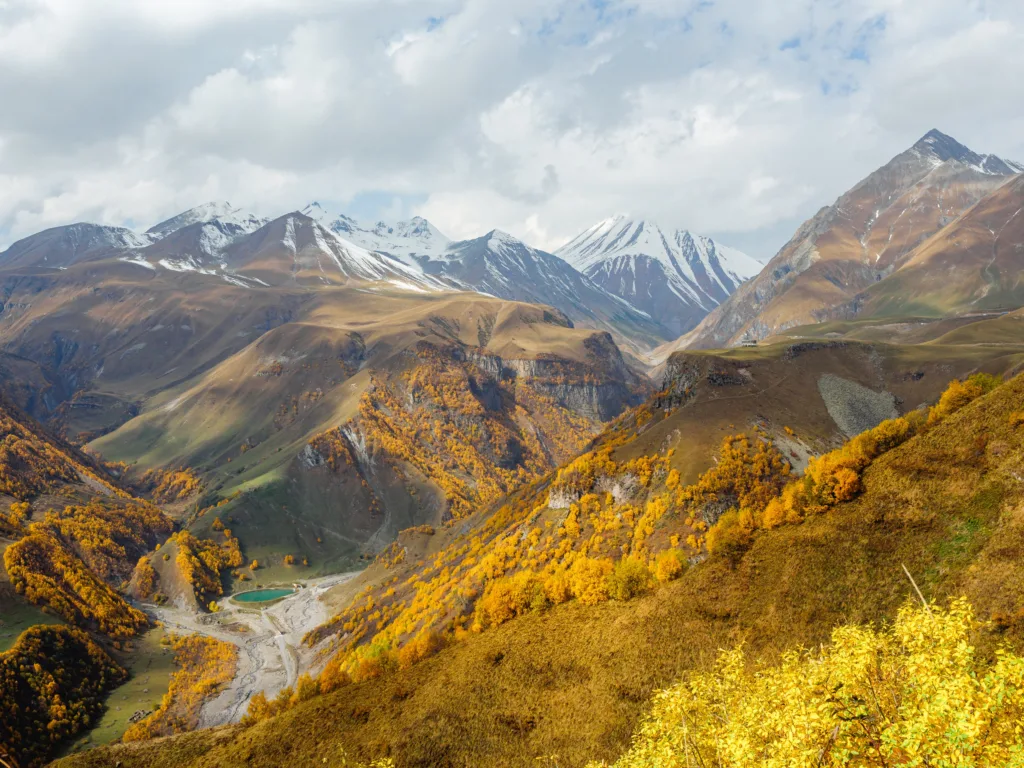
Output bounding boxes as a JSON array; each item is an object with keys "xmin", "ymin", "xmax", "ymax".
[{"xmin": 740, "ymin": 335, "xmax": 759, "ymax": 348}]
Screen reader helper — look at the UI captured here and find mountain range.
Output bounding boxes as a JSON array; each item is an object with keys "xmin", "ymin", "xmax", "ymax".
[{"xmin": 0, "ymin": 203, "xmax": 755, "ymax": 354}]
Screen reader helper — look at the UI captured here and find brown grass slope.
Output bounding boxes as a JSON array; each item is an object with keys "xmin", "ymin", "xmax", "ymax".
[{"xmin": 56, "ymin": 367, "xmax": 1024, "ymax": 768}]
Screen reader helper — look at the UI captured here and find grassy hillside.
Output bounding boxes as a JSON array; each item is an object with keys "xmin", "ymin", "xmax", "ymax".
[
  {"xmin": 92, "ymin": 294, "xmax": 648, "ymax": 579},
  {"xmin": 56, "ymin": 360, "xmax": 1024, "ymax": 768}
]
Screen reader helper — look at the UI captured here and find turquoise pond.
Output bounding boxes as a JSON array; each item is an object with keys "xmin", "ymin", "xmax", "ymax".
[{"xmin": 232, "ymin": 588, "xmax": 295, "ymax": 603}]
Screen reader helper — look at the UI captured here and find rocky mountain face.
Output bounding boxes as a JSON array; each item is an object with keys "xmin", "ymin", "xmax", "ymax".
[
  {"xmin": 678, "ymin": 129, "xmax": 1023, "ymax": 349},
  {"xmin": 555, "ymin": 215, "xmax": 761, "ymax": 337},
  {"xmin": 0, "ymin": 223, "xmax": 152, "ymax": 269},
  {"xmin": 845, "ymin": 173, "xmax": 1024, "ymax": 319}
]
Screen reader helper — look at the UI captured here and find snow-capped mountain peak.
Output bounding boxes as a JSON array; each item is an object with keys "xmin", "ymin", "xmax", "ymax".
[
  {"xmin": 554, "ymin": 216, "xmax": 761, "ymax": 337},
  {"xmin": 298, "ymin": 203, "xmax": 451, "ymax": 263},
  {"xmin": 485, "ymin": 229, "xmax": 524, "ymax": 252},
  {"xmin": 911, "ymin": 129, "xmax": 1024, "ymax": 176},
  {"xmin": 146, "ymin": 201, "xmax": 266, "ymax": 240},
  {"xmin": 557, "ymin": 215, "xmax": 760, "ymax": 284}
]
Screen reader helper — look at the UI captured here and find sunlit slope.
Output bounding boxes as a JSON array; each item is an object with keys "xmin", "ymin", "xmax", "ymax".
[{"xmin": 856, "ymin": 174, "xmax": 1024, "ymax": 318}]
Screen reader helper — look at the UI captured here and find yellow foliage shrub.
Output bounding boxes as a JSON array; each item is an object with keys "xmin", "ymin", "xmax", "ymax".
[
  {"xmin": 592, "ymin": 599, "xmax": 1024, "ymax": 768},
  {"xmin": 607, "ymin": 557, "xmax": 654, "ymax": 601},
  {"xmin": 653, "ymin": 549, "xmax": 687, "ymax": 582},
  {"xmin": 928, "ymin": 373, "xmax": 1002, "ymax": 425},
  {"xmin": 568, "ymin": 557, "xmax": 613, "ymax": 606},
  {"xmin": 397, "ymin": 630, "xmax": 442, "ymax": 670}
]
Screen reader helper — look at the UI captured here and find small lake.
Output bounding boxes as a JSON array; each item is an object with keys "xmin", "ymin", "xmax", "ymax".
[{"xmin": 232, "ymin": 588, "xmax": 295, "ymax": 604}]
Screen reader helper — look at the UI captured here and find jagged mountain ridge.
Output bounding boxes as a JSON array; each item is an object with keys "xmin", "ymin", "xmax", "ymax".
[
  {"xmin": 677, "ymin": 129, "xmax": 1024, "ymax": 350},
  {"xmin": 556, "ymin": 215, "xmax": 761, "ymax": 336},
  {"xmin": 419, "ymin": 229, "xmax": 667, "ymax": 351},
  {"xmin": 145, "ymin": 202, "xmax": 268, "ymax": 241}
]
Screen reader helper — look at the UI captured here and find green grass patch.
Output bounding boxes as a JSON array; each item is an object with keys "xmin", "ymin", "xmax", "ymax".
[
  {"xmin": 62, "ymin": 627, "xmax": 177, "ymax": 753},
  {"xmin": 0, "ymin": 598, "xmax": 64, "ymax": 652}
]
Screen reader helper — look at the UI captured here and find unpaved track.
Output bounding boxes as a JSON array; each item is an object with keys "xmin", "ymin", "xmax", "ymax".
[{"xmin": 146, "ymin": 572, "xmax": 356, "ymax": 728}]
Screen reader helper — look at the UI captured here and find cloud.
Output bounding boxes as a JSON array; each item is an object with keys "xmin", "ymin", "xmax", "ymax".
[{"xmin": 1, "ymin": 0, "xmax": 1023, "ymax": 258}]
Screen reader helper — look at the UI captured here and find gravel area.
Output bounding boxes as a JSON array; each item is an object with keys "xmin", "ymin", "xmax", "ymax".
[{"xmin": 817, "ymin": 374, "xmax": 898, "ymax": 437}]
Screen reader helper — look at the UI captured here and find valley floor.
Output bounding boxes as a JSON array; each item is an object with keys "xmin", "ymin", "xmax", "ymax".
[{"xmin": 147, "ymin": 572, "xmax": 357, "ymax": 728}]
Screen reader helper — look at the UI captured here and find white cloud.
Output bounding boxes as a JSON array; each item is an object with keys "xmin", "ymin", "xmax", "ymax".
[{"xmin": 1, "ymin": 0, "xmax": 1023, "ymax": 259}]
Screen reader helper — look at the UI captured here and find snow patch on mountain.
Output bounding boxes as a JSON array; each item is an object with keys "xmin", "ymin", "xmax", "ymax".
[{"xmin": 146, "ymin": 202, "xmax": 267, "ymax": 240}]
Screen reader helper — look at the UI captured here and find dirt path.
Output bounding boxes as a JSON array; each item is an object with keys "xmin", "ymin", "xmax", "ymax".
[{"xmin": 146, "ymin": 572, "xmax": 357, "ymax": 728}]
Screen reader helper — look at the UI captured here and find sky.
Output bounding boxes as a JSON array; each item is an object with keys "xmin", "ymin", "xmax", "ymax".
[{"xmin": 2, "ymin": 0, "xmax": 1024, "ymax": 260}]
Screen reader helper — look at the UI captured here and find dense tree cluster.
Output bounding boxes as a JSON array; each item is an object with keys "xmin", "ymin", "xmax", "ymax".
[
  {"xmin": 2, "ymin": 500, "xmax": 172, "ymax": 638},
  {"xmin": 32, "ymin": 501, "xmax": 173, "ymax": 582},
  {"xmin": 122, "ymin": 634, "xmax": 237, "ymax": 741},
  {"xmin": 136, "ymin": 467, "xmax": 203, "ymax": 503},
  {"xmin": 3, "ymin": 532, "xmax": 149, "ymax": 638},
  {"xmin": 133, "ymin": 555, "xmax": 158, "ymax": 599},
  {"xmin": 0, "ymin": 625, "xmax": 127, "ymax": 768},
  {"xmin": 0, "ymin": 398, "xmax": 133, "ymax": 506},
  {"xmin": 0, "ymin": 411, "xmax": 86, "ymax": 499},
  {"xmin": 173, "ymin": 530, "xmax": 243, "ymax": 603},
  {"xmin": 591, "ymin": 599, "xmax": 1024, "ymax": 767},
  {"xmin": 0, "ymin": 501, "xmax": 29, "ymax": 538}
]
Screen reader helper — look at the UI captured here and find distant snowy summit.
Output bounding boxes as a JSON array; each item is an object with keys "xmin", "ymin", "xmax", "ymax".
[
  {"xmin": 556, "ymin": 215, "xmax": 761, "ymax": 337},
  {"xmin": 302, "ymin": 202, "xmax": 451, "ymax": 264}
]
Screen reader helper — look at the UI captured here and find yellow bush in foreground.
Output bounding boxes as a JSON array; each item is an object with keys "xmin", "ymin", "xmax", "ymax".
[{"xmin": 592, "ymin": 598, "xmax": 1024, "ymax": 768}]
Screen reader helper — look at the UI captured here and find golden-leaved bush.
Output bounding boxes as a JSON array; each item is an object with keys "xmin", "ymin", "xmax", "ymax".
[{"xmin": 592, "ymin": 598, "xmax": 1024, "ymax": 768}]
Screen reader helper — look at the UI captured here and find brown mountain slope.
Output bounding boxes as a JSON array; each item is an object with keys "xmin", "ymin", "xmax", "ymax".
[
  {"xmin": 678, "ymin": 130, "xmax": 1021, "ymax": 350},
  {"xmin": 55, "ymin": 358, "xmax": 1024, "ymax": 768},
  {"xmin": 87, "ymin": 289, "xmax": 649, "ymax": 579},
  {"xmin": 849, "ymin": 173, "xmax": 1024, "ymax": 318},
  {"xmin": 0, "ymin": 261, "xmax": 317, "ymax": 437}
]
